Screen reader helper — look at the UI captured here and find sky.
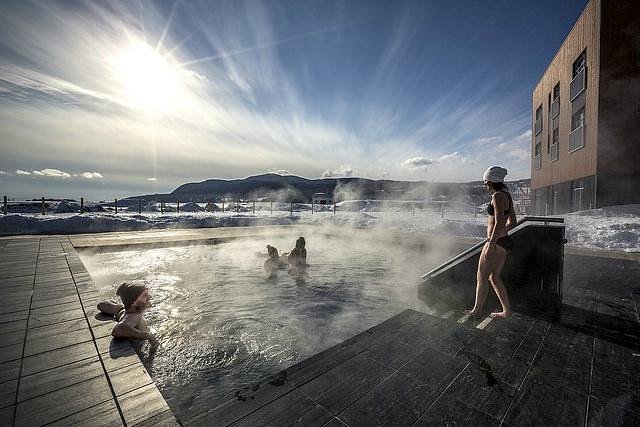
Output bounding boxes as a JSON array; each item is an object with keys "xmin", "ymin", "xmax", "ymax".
[{"xmin": 0, "ymin": 0, "xmax": 589, "ymax": 200}]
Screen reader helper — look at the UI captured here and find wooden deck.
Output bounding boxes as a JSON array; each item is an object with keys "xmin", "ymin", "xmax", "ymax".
[{"xmin": 1, "ymin": 226, "xmax": 639, "ymax": 426}]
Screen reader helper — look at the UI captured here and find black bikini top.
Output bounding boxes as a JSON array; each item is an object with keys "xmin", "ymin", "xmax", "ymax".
[{"xmin": 487, "ymin": 190, "xmax": 512, "ymax": 216}]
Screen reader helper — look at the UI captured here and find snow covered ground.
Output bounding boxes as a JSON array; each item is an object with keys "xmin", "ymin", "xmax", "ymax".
[{"xmin": 1, "ymin": 204, "xmax": 638, "ymax": 252}]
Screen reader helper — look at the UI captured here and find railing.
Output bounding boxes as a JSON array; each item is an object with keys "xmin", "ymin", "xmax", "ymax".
[
  {"xmin": 421, "ymin": 216, "xmax": 565, "ymax": 281},
  {"xmin": 551, "ymin": 97, "xmax": 560, "ymax": 118},
  {"xmin": 570, "ymin": 67, "xmax": 586, "ymax": 101},
  {"xmin": 569, "ymin": 125, "xmax": 585, "ymax": 152}
]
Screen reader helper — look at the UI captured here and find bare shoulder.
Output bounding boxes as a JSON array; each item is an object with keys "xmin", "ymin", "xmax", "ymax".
[
  {"xmin": 492, "ymin": 191, "xmax": 509, "ymax": 206},
  {"xmin": 118, "ymin": 311, "xmax": 142, "ymax": 327}
]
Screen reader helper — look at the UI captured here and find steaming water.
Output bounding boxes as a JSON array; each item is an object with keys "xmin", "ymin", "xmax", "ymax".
[{"xmin": 79, "ymin": 233, "xmax": 436, "ymax": 422}]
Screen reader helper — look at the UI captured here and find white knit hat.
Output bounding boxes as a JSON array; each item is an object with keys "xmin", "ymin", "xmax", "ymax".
[{"xmin": 483, "ymin": 166, "xmax": 508, "ymax": 183}]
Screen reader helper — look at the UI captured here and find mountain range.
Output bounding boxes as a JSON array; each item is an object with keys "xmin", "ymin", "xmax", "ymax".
[{"xmin": 129, "ymin": 173, "xmax": 530, "ymax": 206}]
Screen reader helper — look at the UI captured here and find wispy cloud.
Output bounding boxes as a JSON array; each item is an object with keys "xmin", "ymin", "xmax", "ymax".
[
  {"xmin": 0, "ymin": 0, "xmax": 536, "ymax": 198},
  {"xmin": 32, "ymin": 168, "xmax": 71, "ymax": 178},
  {"xmin": 322, "ymin": 165, "xmax": 354, "ymax": 178},
  {"xmin": 80, "ymin": 172, "xmax": 103, "ymax": 179},
  {"xmin": 401, "ymin": 157, "xmax": 433, "ymax": 170}
]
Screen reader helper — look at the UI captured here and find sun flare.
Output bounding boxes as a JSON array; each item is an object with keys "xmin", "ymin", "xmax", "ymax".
[{"xmin": 111, "ymin": 41, "xmax": 183, "ymax": 113}]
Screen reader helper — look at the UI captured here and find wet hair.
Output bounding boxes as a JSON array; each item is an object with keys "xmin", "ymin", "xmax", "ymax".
[
  {"xmin": 266, "ymin": 245, "xmax": 278, "ymax": 258},
  {"xmin": 296, "ymin": 237, "xmax": 305, "ymax": 248},
  {"xmin": 485, "ymin": 181, "xmax": 506, "ymax": 191}
]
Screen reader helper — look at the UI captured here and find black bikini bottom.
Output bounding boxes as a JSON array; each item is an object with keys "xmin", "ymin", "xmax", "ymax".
[{"xmin": 496, "ymin": 236, "xmax": 514, "ymax": 252}]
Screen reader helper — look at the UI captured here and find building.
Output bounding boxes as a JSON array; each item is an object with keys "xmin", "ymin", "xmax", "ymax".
[
  {"xmin": 312, "ymin": 192, "xmax": 332, "ymax": 204},
  {"xmin": 531, "ymin": 0, "xmax": 640, "ymax": 214}
]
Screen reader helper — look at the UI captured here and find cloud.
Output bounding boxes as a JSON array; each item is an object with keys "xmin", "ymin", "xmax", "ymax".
[
  {"xmin": 401, "ymin": 157, "xmax": 434, "ymax": 170},
  {"xmin": 32, "ymin": 168, "xmax": 71, "ymax": 178},
  {"xmin": 147, "ymin": 177, "xmax": 158, "ymax": 181},
  {"xmin": 16, "ymin": 169, "xmax": 31, "ymax": 175},
  {"xmin": 321, "ymin": 164, "xmax": 353, "ymax": 178},
  {"xmin": 473, "ymin": 136, "xmax": 503, "ymax": 146},
  {"xmin": 268, "ymin": 169, "xmax": 291, "ymax": 175},
  {"xmin": 80, "ymin": 171, "xmax": 103, "ymax": 179},
  {"xmin": 0, "ymin": 171, "xmax": 8, "ymax": 175}
]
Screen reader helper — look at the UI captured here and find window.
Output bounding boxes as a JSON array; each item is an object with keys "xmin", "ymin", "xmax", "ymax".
[
  {"xmin": 569, "ymin": 108, "xmax": 585, "ymax": 152},
  {"xmin": 534, "ymin": 142, "xmax": 542, "ymax": 169},
  {"xmin": 551, "ymin": 83, "xmax": 560, "ymax": 118},
  {"xmin": 571, "ymin": 108, "xmax": 585, "ymax": 131},
  {"xmin": 551, "ymin": 129, "xmax": 559, "ymax": 161},
  {"xmin": 573, "ymin": 50, "xmax": 586, "ymax": 77},
  {"xmin": 535, "ymin": 105, "xmax": 543, "ymax": 135}
]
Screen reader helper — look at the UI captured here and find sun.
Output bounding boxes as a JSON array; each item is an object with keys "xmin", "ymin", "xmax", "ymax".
[{"xmin": 111, "ymin": 41, "xmax": 184, "ymax": 113}]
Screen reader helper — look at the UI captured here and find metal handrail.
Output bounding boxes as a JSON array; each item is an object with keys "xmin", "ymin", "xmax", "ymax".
[{"xmin": 421, "ymin": 216, "xmax": 564, "ymax": 280}]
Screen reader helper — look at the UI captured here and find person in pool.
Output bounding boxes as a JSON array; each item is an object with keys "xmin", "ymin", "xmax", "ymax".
[
  {"xmin": 286, "ymin": 237, "xmax": 307, "ymax": 273},
  {"xmin": 97, "ymin": 281, "xmax": 158, "ymax": 346},
  {"xmin": 264, "ymin": 244, "xmax": 287, "ymax": 275},
  {"xmin": 469, "ymin": 166, "xmax": 517, "ymax": 319}
]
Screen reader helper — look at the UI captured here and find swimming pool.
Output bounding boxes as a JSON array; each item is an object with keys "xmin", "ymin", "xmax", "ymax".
[{"xmin": 79, "ymin": 232, "xmax": 444, "ymax": 423}]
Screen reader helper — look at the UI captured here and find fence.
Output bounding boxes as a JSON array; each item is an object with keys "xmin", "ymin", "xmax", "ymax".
[{"xmin": 2, "ymin": 196, "xmax": 488, "ymax": 219}]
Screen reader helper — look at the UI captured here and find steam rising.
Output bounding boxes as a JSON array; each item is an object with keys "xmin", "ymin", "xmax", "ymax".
[{"xmin": 79, "ymin": 224, "xmax": 466, "ymax": 420}]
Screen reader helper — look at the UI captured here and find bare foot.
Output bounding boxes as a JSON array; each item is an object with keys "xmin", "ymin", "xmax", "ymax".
[
  {"xmin": 466, "ymin": 309, "xmax": 481, "ymax": 317},
  {"xmin": 489, "ymin": 311, "xmax": 511, "ymax": 319}
]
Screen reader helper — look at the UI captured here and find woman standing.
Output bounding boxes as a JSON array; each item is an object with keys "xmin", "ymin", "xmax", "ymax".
[{"xmin": 470, "ymin": 166, "xmax": 517, "ymax": 318}]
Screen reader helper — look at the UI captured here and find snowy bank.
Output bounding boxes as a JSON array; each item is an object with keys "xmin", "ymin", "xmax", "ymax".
[{"xmin": 1, "ymin": 205, "xmax": 638, "ymax": 252}]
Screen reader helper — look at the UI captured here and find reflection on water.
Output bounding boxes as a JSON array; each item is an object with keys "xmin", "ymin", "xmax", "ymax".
[{"xmin": 80, "ymin": 234, "xmax": 432, "ymax": 421}]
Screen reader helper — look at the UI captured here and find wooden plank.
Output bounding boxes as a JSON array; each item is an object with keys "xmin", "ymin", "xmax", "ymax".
[
  {"xmin": 0, "ymin": 405, "xmax": 15, "ymax": 425},
  {"xmin": 232, "ymin": 389, "xmax": 333, "ymax": 427},
  {"xmin": 499, "ymin": 319, "xmax": 549, "ymax": 388},
  {"xmin": 586, "ymin": 396, "xmax": 640, "ymax": 427},
  {"xmin": 46, "ymin": 399, "xmax": 123, "ymax": 427},
  {"xmin": 398, "ymin": 346, "xmax": 468, "ymax": 392},
  {"xmin": 414, "ymin": 396, "xmax": 500, "ymax": 426},
  {"xmin": 529, "ymin": 323, "xmax": 593, "ymax": 394},
  {"xmin": 132, "ymin": 409, "xmax": 179, "ymax": 427},
  {"xmin": 190, "ymin": 381, "xmax": 294, "ymax": 426},
  {"xmin": 0, "ymin": 319, "xmax": 28, "ymax": 335},
  {"xmin": 442, "ymin": 364, "xmax": 517, "ymax": 420},
  {"xmin": 361, "ymin": 334, "xmax": 422, "ymax": 370},
  {"xmin": 28, "ymin": 304, "xmax": 85, "ymax": 329},
  {"xmin": 0, "ymin": 342, "xmax": 23, "ymax": 363},
  {"xmin": 590, "ymin": 337, "xmax": 640, "ymax": 403},
  {"xmin": 0, "ymin": 329, "xmax": 25, "ymax": 347},
  {"xmin": 0, "ymin": 378, "xmax": 17, "ymax": 409},
  {"xmin": 0, "ymin": 310, "xmax": 28, "ymax": 324},
  {"xmin": 21, "ymin": 341, "xmax": 97, "ymax": 376},
  {"xmin": 108, "ymin": 362, "xmax": 154, "ymax": 397},
  {"xmin": 0, "ymin": 359, "xmax": 21, "ymax": 383},
  {"xmin": 338, "ymin": 371, "xmax": 437, "ymax": 426},
  {"xmin": 14, "ymin": 375, "xmax": 113, "ymax": 426},
  {"xmin": 117, "ymin": 383, "xmax": 173, "ymax": 427},
  {"xmin": 504, "ymin": 373, "xmax": 587, "ymax": 426},
  {"xmin": 18, "ymin": 356, "xmax": 103, "ymax": 402},
  {"xmin": 299, "ymin": 353, "xmax": 394, "ymax": 414},
  {"xmin": 24, "ymin": 328, "xmax": 92, "ymax": 357}
]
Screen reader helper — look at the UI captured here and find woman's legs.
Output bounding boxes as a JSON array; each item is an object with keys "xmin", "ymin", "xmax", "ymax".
[
  {"xmin": 471, "ymin": 243, "xmax": 494, "ymax": 315},
  {"xmin": 488, "ymin": 248, "xmax": 511, "ymax": 318}
]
